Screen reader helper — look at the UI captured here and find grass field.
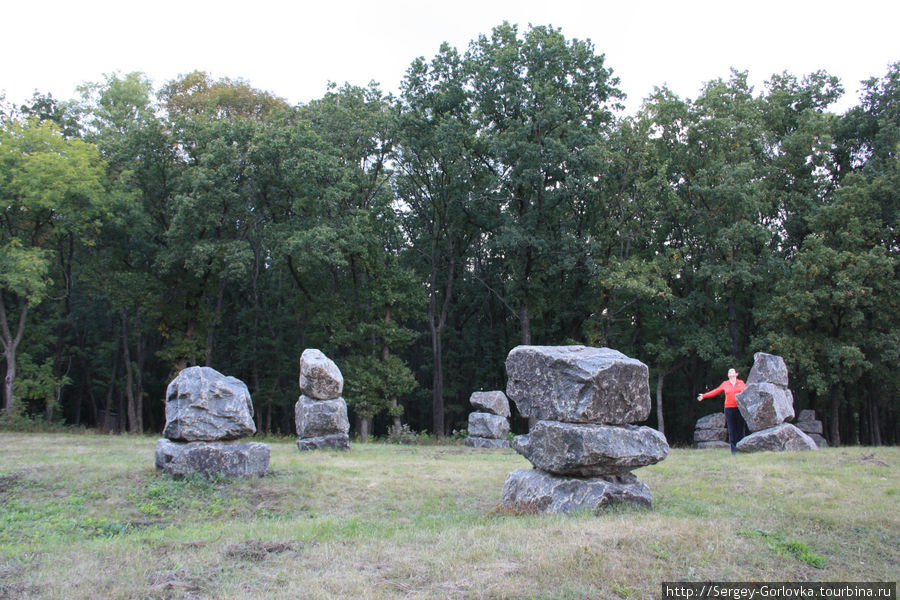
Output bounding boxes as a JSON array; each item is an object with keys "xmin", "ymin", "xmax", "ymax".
[{"xmin": 0, "ymin": 433, "xmax": 897, "ymax": 599}]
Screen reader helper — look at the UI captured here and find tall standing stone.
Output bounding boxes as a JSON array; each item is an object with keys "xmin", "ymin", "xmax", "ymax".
[
  {"xmin": 465, "ymin": 391, "xmax": 511, "ymax": 448},
  {"xmin": 295, "ymin": 349, "xmax": 350, "ymax": 451}
]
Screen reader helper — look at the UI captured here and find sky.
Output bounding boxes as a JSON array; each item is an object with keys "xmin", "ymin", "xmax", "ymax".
[{"xmin": 2, "ymin": 0, "xmax": 897, "ymax": 115}]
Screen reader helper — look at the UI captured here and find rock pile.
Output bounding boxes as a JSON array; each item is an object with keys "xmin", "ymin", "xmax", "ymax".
[
  {"xmin": 795, "ymin": 409, "xmax": 828, "ymax": 448},
  {"xmin": 500, "ymin": 346, "xmax": 669, "ymax": 513},
  {"xmin": 155, "ymin": 366, "xmax": 270, "ymax": 477},
  {"xmin": 735, "ymin": 353, "xmax": 817, "ymax": 452},
  {"xmin": 295, "ymin": 349, "xmax": 350, "ymax": 451},
  {"xmin": 693, "ymin": 412, "xmax": 730, "ymax": 449},
  {"xmin": 465, "ymin": 391, "xmax": 511, "ymax": 448}
]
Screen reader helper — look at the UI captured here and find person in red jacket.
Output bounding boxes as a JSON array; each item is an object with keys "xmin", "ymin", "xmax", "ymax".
[{"xmin": 698, "ymin": 368, "xmax": 747, "ymax": 453}]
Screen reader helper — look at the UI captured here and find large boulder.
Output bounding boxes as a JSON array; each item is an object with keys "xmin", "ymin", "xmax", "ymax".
[
  {"xmin": 695, "ymin": 412, "xmax": 726, "ymax": 430},
  {"xmin": 155, "ymin": 439, "xmax": 269, "ymax": 477},
  {"xmin": 468, "ymin": 412, "xmax": 510, "ymax": 439},
  {"xmin": 746, "ymin": 352, "xmax": 789, "ymax": 387},
  {"xmin": 500, "ymin": 469, "xmax": 652, "ymax": 512},
  {"xmin": 297, "ymin": 433, "xmax": 350, "ymax": 451},
  {"xmin": 737, "ymin": 383, "xmax": 795, "ymax": 432},
  {"xmin": 512, "ymin": 421, "xmax": 669, "ymax": 477},
  {"xmin": 162, "ymin": 366, "xmax": 256, "ymax": 442},
  {"xmin": 295, "ymin": 396, "xmax": 350, "ymax": 438},
  {"xmin": 470, "ymin": 391, "xmax": 511, "ymax": 418},
  {"xmin": 736, "ymin": 424, "xmax": 817, "ymax": 453},
  {"xmin": 465, "ymin": 437, "xmax": 510, "ymax": 449},
  {"xmin": 505, "ymin": 346, "xmax": 650, "ymax": 424},
  {"xmin": 299, "ymin": 349, "xmax": 343, "ymax": 400}
]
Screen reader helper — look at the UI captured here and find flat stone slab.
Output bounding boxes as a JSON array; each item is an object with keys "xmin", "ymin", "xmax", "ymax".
[
  {"xmin": 737, "ymin": 382, "xmax": 795, "ymax": 431},
  {"xmin": 500, "ymin": 469, "xmax": 652, "ymax": 513},
  {"xmin": 295, "ymin": 395, "xmax": 349, "ymax": 438},
  {"xmin": 696, "ymin": 441, "xmax": 731, "ymax": 450},
  {"xmin": 695, "ymin": 412, "xmax": 726, "ymax": 430},
  {"xmin": 512, "ymin": 421, "xmax": 669, "ymax": 477},
  {"xmin": 299, "ymin": 349, "xmax": 343, "ymax": 400},
  {"xmin": 505, "ymin": 346, "xmax": 650, "ymax": 424},
  {"xmin": 155, "ymin": 439, "xmax": 270, "ymax": 477},
  {"xmin": 736, "ymin": 423, "xmax": 818, "ymax": 453},
  {"xmin": 465, "ymin": 436, "xmax": 510, "ymax": 448},
  {"xmin": 468, "ymin": 412, "xmax": 510, "ymax": 439},
  {"xmin": 747, "ymin": 352, "xmax": 789, "ymax": 387},
  {"xmin": 162, "ymin": 366, "xmax": 256, "ymax": 442},
  {"xmin": 297, "ymin": 433, "xmax": 351, "ymax": 451},
  {"xmin": 469, "ymin": 391, "xmax": 511, "ymax": 417},
  {"xmin": 795, "ymin": 420, "xmax": 823, "ymax": 435}
]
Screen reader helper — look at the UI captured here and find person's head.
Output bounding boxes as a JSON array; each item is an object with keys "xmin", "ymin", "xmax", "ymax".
[{"xmin": 728, "ymin": 368, "xmax": 738, "ymax": 380}]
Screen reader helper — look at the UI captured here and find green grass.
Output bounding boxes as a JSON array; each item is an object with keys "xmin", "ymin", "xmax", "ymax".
[{"xmin": 0, "ymin": 433, "xmax": 897, "ymax": 599}]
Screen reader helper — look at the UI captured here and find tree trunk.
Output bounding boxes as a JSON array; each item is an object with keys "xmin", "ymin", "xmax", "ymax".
[
  {"xmin": 829, "ymin": 385, "xmax": 841, "ymax": 447},
  {"xmin": 727, "ymin": 293, "xmax": 740, "ymax": 361},
  {"xmin": 0, "ymin": 299, "xmax": 28, "ymax": 417},
  {"xmin": 432, "ymin": 325, "xmax": 444, "ymax": 437},
  {"xmin": 135, "ymin": 315, "xmax": 145, "ymax": 433},
  {"xmin": 121, "ymin": 310, "xmax": 138, "ymax": 433},
  {"xmin": 358, "ymin": 416, "xmax": 371, "ymax": 443},
  {"xmin": 383, "ymin": 305, "xmax": 402, "ymax": 431},
  {"xmin": 656, "ymin": 371, "xmax": 666, "ymax": 436},
  {"xmin": 520, "ymin": 301, "xmax": 532, "ymax": 345},
  {"xmin": 205, "ymin": 280, "xmax": 227, "ymax": 366}
]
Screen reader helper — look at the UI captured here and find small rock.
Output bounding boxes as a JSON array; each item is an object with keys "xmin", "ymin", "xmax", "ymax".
[
  {"xmin": 468, "ymin": 412, "xmax": 510, "ymax": 439},
  {"xmin": 469, "ymin": 391, "xmax": 511, "ymax": 418},
  {"xmin": 299, "ymin": 349, "xmax": 343, "ymax": 400},
  {"xmin": 695, "ymin": 412, "xmax": 727, "ymax": 430}
]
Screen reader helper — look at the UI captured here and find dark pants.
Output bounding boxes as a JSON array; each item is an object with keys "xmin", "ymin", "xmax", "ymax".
[{"xmin": 725, "ymin": 407, "xmax": 747, "ymax": 454}]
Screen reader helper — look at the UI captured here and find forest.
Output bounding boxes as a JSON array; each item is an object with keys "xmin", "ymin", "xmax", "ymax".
[{"xmin": 1, "ymin": 23, "xmax": 897, "ymax": 446}]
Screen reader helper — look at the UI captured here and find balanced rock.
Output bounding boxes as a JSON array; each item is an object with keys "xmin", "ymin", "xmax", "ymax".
[
  {"xmin": 468, "ymin": 412, "xmax": 510, "ymax": 439},
  {"xmin": 155, "ymin": 439, "xmax": 270, "ymax": 477},
  {"xmin": 465, "ymin": 437, "xmax": 510, "ymax": 448},
  {"xmin": 736, "ymin": 423, "xmax": 817, "ymax": 452},
  {"xmin": 295, "ymin": 396, "xmax": 350, "ymax": 438},
  {"xmin": 470, "ymin": 391, "xmax": 511, "ymax": 418},
  {"xmin": 737, "ymin": 382, "xmax": 795, "ymax": 432},
  {"xmin": 505, "ymin": 346, "xmax": 650, "ymax": 424},
  {"xmin": 512, "ymin": 421, "xmax": 669, "ymax": 477},
  {"xmin": 747, "ymin": 352, "xmax": 789, "ymax": 387},
  {"xmin": 162, "ymin": 366, "xmax": 256, "ymax": 442},
  {"xmin": 501, "ymin": 469, "xmax": 651, "ymax": 513},
  {"xmin": 299, "ymin": 349, "xmax": 343, "ymax": 400}
]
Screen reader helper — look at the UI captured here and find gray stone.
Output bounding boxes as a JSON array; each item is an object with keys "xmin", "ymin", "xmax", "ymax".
[
  {"xmin": 299, "ymin": 349, "xmax": 343, "ymax": 400},
  {"xmin": 297, "ymin": 433, "xmax": 351, "ymax": 451},
  {"xmin": 797, "ymin": 409, "xmax": 817, "ymax": 422},
  {"xmin": 468, "ymin": 412, "xmax": 510, "ymax": 439},
  {"xmin": 155, "ymin": 439, "xmax": 270, "ymax": 477},
  {"xmin": 162, "ymin": 366, "xmax": 256, "ymax": 442},
  {"xmin": 747, "ymin": 352, "xmax": 789, "ymax": 387},
  {"xmin": 295, "ymin": 395, "xmax": 349, "ymax": 438},
  {"xmin": 695, "ymin": 412, "xmax": 727, "ymax": 430},
  {"xmin": 696, "ymin": 441, "xmax": 731, "ymax": 450},
  {"xmin": 694, "ymin": 428, "xmax": 728, "ymax": 443},
  {"xmin": 737, "ymin": 382, "xmax": 795, "ymax": 431},
  {"xmin": 470, "ymin": 391, "xmax": 511, "ymax": 418},
  {"xmin": 505, "ymin": 346, "xmax": 650, "ymax": 424},
  {"xmin": 795, "ymin": 420, "xmax": 823, "ymax": 435},
  {"xmin": 807, "ymin": 433, "xmax": 828, "ymax": 448},
  {"xmin": 500, "ymin": 469, "xmax": 652, "ymax": 513},
  {"xmin": 511, "ymin": 421, "xmax": 669, "ymax": 477},
  {"xmin": 465, "ymin": 436, "xmax": 511, "ymax": 448},
  {"xmin": 736, "ymin": 423, "xmax": 818, "ymax": 453}
]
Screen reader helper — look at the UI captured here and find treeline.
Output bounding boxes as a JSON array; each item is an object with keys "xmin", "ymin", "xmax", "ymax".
[{"xmin": 1, "ymin": 24, "xmax": 897, "ymax": 445}]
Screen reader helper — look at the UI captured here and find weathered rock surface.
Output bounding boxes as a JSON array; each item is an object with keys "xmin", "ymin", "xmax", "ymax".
[
  {"xmin": 505, "ymin": 346, "xmax": 650, "ymax": 424},
  {"xmin": 695, "ymin": 412, "xmax": 727, "ymax": 430},
  {"xmin": 795, "ymin": 420, "xmax": 823, "ymax": 435},
  {"xmin": 468, "ymin": 412, "xmax": 510, "ymax": 439},
  {"xmin": 737, "ymin": 382, "xmax": 795, "ymax": 432},
  {"xmin": 696, "ymin": 441, "xmax": 731, "ymax": 450},
  {"xmin": 465, "ymin": 436, "xmax": 511, "ymax": 449},
  {"xmin": 162, "ymin": 366, "xmax": 256, "ymax": 442},
  {"xmin": 500, "ymin": 469, "xmax": 652, "ymax": 512},
  {"xmin": 295, "ymin": 396, "xmax": 350, "ymax": 438},
  {"xmin": 299, "ymin": 349, "xmax": 343, "ymax": 400},
  {"xmin": 512, "ymin": 421, "xmax": 669, "ymax": 477},
  {"xmin": 694, "ymin": 428, "xmax": 729, "ymax": 443},
  {"xmin": 297, "ymin": 433, "xmax": 351, "ymax": 451},
  {"xmin": 746, "ymin": 352, "xmax": 790, "ymax": 387},
  {"xmin": 470, "ymin": 391, "xmax": 511, "ymax": 418},
  {"xmin": 736, "ymin": 423, "xmax": 817, "ymax": 453},
  {"xmin": 807, "ymin": 433, "xmax": 828, "ymax": 448},
  {"xmin": 797, "ymin": 409, "xmax": 817, "ymax": 422},
  {"xmin": 155, "ymin": 439, "xmax": 270, "ymax": 477}
]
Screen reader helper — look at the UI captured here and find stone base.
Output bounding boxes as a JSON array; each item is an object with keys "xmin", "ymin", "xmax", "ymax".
[
  {"xmin": 695, "ymin": 441, "xmax": 731, "ymax": 450},
  {"xmin": 297, "ymin": 433, "xmax": 350, "ymax": 451},
  {"xmin": 500, "ymin": 469, "xmax": 651, "ymax": 513},
  {"xmin": 155, "ymin": 439, "xmax": 270, "ymax": 478},
  {"xmin": 807, "ymin": 433, "xmax": 828, "ymax": 448},
  {"xmin": 465, "ymin": 436, "xmax": 510, "ymax": 448},
  {"xmin": 736, "ymin": 423, "xmax": 817, "ymax": 452}
]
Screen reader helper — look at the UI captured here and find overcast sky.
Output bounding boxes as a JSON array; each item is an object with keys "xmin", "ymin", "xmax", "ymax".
[{"xmin": 2, "ymin": 0, "xmax": 897, "ymax": 115}]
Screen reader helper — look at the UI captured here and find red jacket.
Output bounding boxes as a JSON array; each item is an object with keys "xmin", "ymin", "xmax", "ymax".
[{"xmin": 701, "ymin": 379, "xmax": 746, "ymax": 408}]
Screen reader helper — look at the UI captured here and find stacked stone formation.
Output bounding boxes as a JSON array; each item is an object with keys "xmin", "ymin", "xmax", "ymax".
[
  {"xmin": 693, "ymin": 412, "xmax": 730, "ymax": 449},
  {"xmin": 155, "ymin": 366, "xmax": 270, "ymax": 477},
  {"xmin": 735, "ymin": 353, "xmax": 818, "ymax": 452},
  {"xmin": 465, "ymin": 391, "xmax": 511, "ymax": 448},
  {"xmin": 295, "ymin": 349, "xmax": 350, "ymax": 451},
  {"xmin": 500, "ymin": 346, "xmax": 669, "ymax": 513},
  {"xmin": 795, "ymin": 409, "xmax": 828, "ymax": 448}
]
